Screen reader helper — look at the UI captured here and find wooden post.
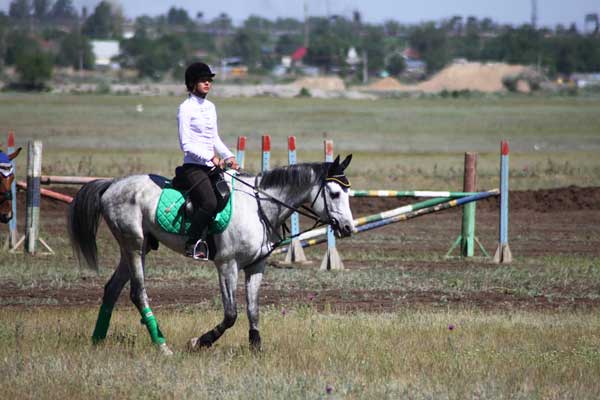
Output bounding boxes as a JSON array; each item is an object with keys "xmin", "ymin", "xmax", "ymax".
[
  {"xmin": 284, "ymin": 136, "xmax": 308, "ymax": 265},
  {"xmin": 461, "ymin": 152, "xmax": 478, "ymax": 257},
  {"xmin": 24, "ymin": 140, "xmax": 53, "ymax": 255},
  {"xmin": 320, "ymin": 140, "xmax": 344, "ymax": 271},
  {"xmin": 494, "ymin": 140, "xmax": 512, "ymax": 263}
]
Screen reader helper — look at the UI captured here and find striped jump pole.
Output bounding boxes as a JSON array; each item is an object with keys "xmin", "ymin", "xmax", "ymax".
[
  {"xmin": 319, "ymin": 140, "xmax": 344, "ymax": 271},
  {"xmin": 261, "ymin": 135, "xmax": 270, "ymax": 172},
  {"xmin": 276, "ymin": 189, "xmax": 499, "ymax": 253},
  {"xmin": 494, "ymin": 140, "xmax": 512, "ymax": 263},
  {"xmin": 24, "ymin": 140, "xmax": 53, "ymax": 255},
  {"xmin": 283, "ymin": 135, "xmax": 308, "ymax": 264},
  {"xmin": 236, "ymin": 136, "xmax": 246, "ymax": 169},
  {"xmin": 7, "ymin": 131, "xmax": 19, "ymax": 249},
  {"xmin": 350, "ymin": 190, "xmax": 477, "ymax": 198},
  {"xmin": 278, "ymin": 196, "xmax": 455, "ymax": 247}
]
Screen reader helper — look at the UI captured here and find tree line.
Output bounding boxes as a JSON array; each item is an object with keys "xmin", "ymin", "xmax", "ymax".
[{"xmin": 1, "ymin": 0, "xmax": 599, "ymax": 89}]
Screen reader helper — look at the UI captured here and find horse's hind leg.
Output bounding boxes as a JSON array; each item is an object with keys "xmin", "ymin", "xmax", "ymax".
[
  {"xmin": 91, "ymin": 259, "xmax": 130, "ymax": 343},
  {"xmin": 189, "ymin": 260, "xmax": 238, "ymax": 350},
  {"xmin": 126, "ymin": 244, "xmax": 173, "ymax": 355}
]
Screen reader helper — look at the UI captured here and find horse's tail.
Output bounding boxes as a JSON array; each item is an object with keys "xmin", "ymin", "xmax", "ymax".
[{"xmin": 68, "ymin": 179, "xmax": 114, "ymax": 271}]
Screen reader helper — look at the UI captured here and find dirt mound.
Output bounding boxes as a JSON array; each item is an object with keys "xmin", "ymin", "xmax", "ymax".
[
  {"xmin": 366, "ymin": 77, "xmax": 410, "ymax": 91},
  {"xmin": 291, "ymin": 76, "xmax": 346, "ymax": 91},
  {"xmin": 365, "ymin": 62, "xmax": 534, "ymax": 93}
]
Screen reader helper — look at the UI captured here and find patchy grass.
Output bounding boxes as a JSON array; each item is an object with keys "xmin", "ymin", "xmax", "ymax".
[{"xmin": 1, "ymin": 307, "xmax": 600, "ymax": 399}]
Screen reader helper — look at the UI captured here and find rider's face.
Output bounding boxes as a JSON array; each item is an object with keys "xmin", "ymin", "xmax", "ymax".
[{"xmin": 194, "ymin": 77, "xmax": 213, "ymax": 96}]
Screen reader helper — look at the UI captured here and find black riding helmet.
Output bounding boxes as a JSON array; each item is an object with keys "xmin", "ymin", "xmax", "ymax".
[{"xmin": 185, "ymin": 62, "xmax": 216, "ymax": 91}]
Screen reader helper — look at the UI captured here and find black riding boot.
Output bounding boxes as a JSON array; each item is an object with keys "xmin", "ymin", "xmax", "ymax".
[{"xmin": 185, "ymin": 208, "xmax": 213, "ymax": 260}]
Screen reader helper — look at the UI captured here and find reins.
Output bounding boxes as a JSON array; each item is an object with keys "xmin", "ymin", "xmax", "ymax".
[{"xmin": 221, "ymin": 168, "xmax": 333, "ymax": 248}]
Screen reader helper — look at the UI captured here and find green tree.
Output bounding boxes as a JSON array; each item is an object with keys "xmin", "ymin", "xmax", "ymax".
[
  {"xmin": 167, "ymin": 7, "xmax": 190, "ymax": 26},
  {"xmin": 82, "ymin": 1, "xmax": 122, "ymax": 39},
  {"xmin": 57, "ymin": 32, "xmax": 95, "ymax": 69},
  {"xmin": 15, "ymin": 47, "xmax": 53, "ymax": 90},
  {"xmin": 385, "ymin": 52, "xmax": 406, "ymax": 76},
  {"xmin": 49, "ymin": 0, "xmax": 77, "ymax": 21},
  {"xmin": 409, "ymin": 22, "xmax": 449, "ymax": 74},
  {"xmin": 33, "ymin": 0, "xmax": 50, "ymax": 20},
  {"xmin": 9, "ymin": 0, "xmax": 31, "ymax": 19},
  {"xmin": 360, "ymin": 25, "xmax": 386, "ymax": 74}
]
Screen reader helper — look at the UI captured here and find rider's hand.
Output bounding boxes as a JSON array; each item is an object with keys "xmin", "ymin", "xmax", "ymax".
[
  {"xmin": 211, "ymin": 156, "xmax": 223, "ymax": 169},
  {"xmin": 224, "ymin": 157, "xmax": 240, "ymax": 170}
]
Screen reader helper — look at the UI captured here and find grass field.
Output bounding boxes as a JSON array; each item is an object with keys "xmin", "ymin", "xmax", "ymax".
[
  {"xmin": 1, "ymin": 93, "xmax": 600, "ymax": 189},
  {"xmin": 1, "ymin": 93, "xmax": 600, "ymax": 398}
]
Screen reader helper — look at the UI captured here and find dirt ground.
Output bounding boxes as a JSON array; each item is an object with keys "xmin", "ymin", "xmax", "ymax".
[{"xmin": 2, "ymin": 186, "xmax": 600, "ymax": 312}]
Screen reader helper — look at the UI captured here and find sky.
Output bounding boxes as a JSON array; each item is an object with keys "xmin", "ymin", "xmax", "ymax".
[{"xmin": 1, "ymin": 0, "xmax": 598, "ymax": 28}]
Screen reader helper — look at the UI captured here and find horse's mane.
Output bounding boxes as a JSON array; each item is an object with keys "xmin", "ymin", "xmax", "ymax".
[{"xmin": 258, "ymin": 162, "xmax": 328, "ymax": 189}]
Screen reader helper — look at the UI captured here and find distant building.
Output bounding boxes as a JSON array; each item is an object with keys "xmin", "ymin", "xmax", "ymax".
[{"xmin": 91, "ymin": 40, "xmax": 120, "ymax": 69}]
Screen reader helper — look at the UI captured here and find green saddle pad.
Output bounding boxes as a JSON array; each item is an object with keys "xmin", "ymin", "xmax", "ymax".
[{"xmin": 155, "ymin": 175, "xmax": 234, "ymax": 236}]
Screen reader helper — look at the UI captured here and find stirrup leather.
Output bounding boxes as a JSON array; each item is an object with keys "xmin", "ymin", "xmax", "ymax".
[{"xmin": 191, "ymin": 239, "xmax": 209, "ymax": 261}]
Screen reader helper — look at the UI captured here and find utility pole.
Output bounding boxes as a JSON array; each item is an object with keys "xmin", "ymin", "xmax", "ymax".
[
  {"xmin": 303, "ymin": 1, "xmax": 309, "ymax": 47},
  {"xmin": 531, "ymin": 0, "xmax": 538, "ymax": 29}
]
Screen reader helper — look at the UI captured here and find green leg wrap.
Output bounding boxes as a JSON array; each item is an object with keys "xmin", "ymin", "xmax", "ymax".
[
  {"xmin": 140, "ymin": 307, "xmax": 166, "ymax": 345},
  {"xmin": 92, "ymin": 303, "xmax": 114, "ymax": 344}
]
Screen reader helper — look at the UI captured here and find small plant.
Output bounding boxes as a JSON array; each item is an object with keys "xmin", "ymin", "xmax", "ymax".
[{"xmin": 297, "ymin": 87, "xmax": 311, "ymax": 97}]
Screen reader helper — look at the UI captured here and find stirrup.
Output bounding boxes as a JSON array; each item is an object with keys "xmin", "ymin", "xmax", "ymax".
[{"xmin": 191, "ymin": 239, "xmax": 209, "ymax": 261}]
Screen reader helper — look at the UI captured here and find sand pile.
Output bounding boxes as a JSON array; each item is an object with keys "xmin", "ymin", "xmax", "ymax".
[
  {"xmin": 366, "ymin": 76, "xmax": 410, "ymax": 91},
  {"xmin": 291, "ymin": 76, "xmax": 346, "ymax": 91},
  {"xmin": 366, "ymin": 62, "xmax": 533, "ymax": 93}
]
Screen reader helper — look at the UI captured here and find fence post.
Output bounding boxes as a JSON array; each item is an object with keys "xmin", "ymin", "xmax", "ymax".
[
  {"xmin": 261, "ymin": 135, "xmax": 270, "ymax": 172},
  {"xmin": 7, "ymin": 131, "xmax": 19, "ymax": 249},
  {"xmin": 284, "ymin": 136, "xmax": 308, "ymax": 264},
  {"xmin": 24, "ymin": 140, "xmax": 53, "ymax": 255},
  {"xmin": 494, "ymin": 140, "xmax": 512, "ymax": 263},
  {"xmin": 320, "ymin": 140, "xmax": 344, "ymax": 271},
  {"xmin": 236, "ymin": 136, "xmax": 246, "ymax": 169},
  {"xmin": 461, "ymin": 152, "xmax": 477, "ymax": 257},
  {"xmin": 25, "ymin": 140, "xmax": 42, "ymax": 254}
]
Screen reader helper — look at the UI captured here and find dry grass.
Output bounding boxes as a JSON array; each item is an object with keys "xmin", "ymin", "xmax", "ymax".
[{"xmin": 1, "ymin": 307, "xmax": 600, "ymax": 399}]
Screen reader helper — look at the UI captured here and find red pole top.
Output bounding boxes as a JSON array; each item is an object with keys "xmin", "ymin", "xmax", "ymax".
[
  {"xmin": 262, "ymin": 135, "xmax": 271, "ymax": 152},
  {"xmin": 324, "ymin": 140, "xmax": 333, "ymax": 156},
  {"xmin": 8, "ymin": 130, "xmax": 15, "ymax": 147},
  {"xmin": 501, "ymin": 140, "xmax": 509, "ymax": 156},
  {"xmin": 288, "ymin": 136, "xmax": 296, "ymax": 151},
  {"xmin": 237, "ymin": 136, "xmax": 246, "ymax": 151}
]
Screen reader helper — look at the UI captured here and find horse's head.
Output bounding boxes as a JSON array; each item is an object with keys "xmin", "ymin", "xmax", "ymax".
[
  {"xmin": 0, "ymin": 147, "xmax": 21, "ymax": 223},
  {"xmin": 315, "ymin": 154, "xmax": 355, "ymax": 238}
]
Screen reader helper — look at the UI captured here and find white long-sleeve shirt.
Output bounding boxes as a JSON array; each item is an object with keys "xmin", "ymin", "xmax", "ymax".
[{"xmin": 177, "ymin": 94, "xmax": 234, "ymax": 167}]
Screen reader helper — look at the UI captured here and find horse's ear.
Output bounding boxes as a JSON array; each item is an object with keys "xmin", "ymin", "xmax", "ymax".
[
  {"xmin": 340, "ymin": 154, "xmax": 352, "ymax": 171},
  {"xmin": 9, "ymin": 147, "xmax": 22, "ymax": 161}
]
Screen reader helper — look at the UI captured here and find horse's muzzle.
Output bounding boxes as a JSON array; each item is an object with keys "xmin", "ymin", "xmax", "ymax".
[{"xmin": 331, "ymin": 218, "xmax": 353, "ymax": 238}]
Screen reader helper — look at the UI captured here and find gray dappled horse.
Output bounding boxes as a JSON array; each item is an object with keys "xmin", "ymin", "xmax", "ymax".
[
  {"xmin": 68, "ymin": 155, "xmax": 354, "ymax": 355},
  {"xmin": 0, "ymin": 147, "xmax": 21, "ymax": 224}
]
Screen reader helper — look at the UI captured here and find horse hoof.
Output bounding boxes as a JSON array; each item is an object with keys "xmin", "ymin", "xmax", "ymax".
[
  {"xmin": 187, "ymin": 337, "xmax": 200, "ymax": 351},
  {"xmin": 158, "ymin": 343, "xmax": 173, "ymax": 356}
]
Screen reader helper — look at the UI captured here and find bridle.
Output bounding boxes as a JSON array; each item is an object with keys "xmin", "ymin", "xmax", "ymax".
[
  {"xmin": 0, "ymin": 166, "xmax": 14, "ymax": 207},
  {"xmin": 222, "ymin": 168, "xmax": 350, "ymax": 249}
]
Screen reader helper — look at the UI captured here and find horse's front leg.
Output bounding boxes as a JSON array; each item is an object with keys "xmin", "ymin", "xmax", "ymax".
[
  {"xmin": 245, "ymin": 262, "xmax": 265, "ymax": 351},
  {"xmin": 191, "ymin": 260, "xmax": 238, "ymax": 349}
]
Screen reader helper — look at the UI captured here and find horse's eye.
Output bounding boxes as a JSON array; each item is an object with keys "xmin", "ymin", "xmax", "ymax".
[{"xmin": 330, "ymin": 191, "xmax": 340, "ymax": 199}]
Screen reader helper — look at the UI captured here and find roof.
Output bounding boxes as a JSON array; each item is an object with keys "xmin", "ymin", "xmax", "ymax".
[{"xmin": 291, "ymin": 47, "xmax": 307, "ymax": 62}]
